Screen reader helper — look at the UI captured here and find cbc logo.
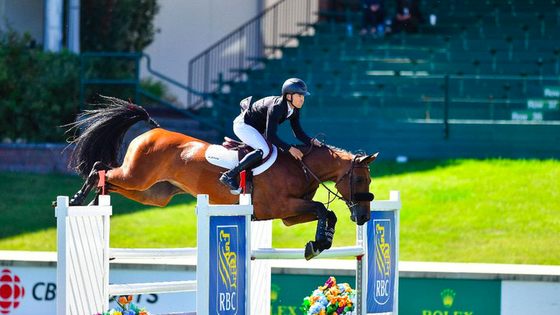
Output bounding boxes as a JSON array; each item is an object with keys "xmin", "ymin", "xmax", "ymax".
[{"xmin": 0, "ymin": 269, "xmax": 25, "ymax": 314}]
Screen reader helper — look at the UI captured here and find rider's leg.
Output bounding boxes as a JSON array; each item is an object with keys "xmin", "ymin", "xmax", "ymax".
[
  {"xmin": 232, "ymin": 116, "xmax": 271, "ymax": 158},
  {"xmin": 219, "ymin": 117, "xmax": 269, "ymax": 194},
  {"xmin": 219, "ymin": 149, "xmax": 263, "ymax": 193}
]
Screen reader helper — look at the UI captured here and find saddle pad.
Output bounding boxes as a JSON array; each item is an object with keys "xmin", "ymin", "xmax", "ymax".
[{"xmin": 205, "ymin": 144, "xmax": 277, "ymax": 176}]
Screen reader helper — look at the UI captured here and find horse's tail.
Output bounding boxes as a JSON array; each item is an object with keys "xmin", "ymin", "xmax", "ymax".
[{"xmin": 65, "ymin": 96, "xmax": 161, "ymax": 178}]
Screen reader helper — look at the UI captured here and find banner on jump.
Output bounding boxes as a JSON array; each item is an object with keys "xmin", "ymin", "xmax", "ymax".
[
  {"xmin": 209, "ymin": 216, "xmax": 247, "ymax": 315},
  {"xmin": 366, "ymin": 210, "xmax": 397, "ymax": 313}
]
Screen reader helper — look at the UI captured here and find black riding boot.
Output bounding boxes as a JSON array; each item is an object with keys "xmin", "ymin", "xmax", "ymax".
[{"xmin": 219, "ymin": 149, "xmax": 263, "ymax": 194}]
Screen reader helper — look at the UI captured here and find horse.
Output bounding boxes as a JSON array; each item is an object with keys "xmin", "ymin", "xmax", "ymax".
[{"xmin": 65, "ymin": 96, "xmax": 378, "ymax": 260}]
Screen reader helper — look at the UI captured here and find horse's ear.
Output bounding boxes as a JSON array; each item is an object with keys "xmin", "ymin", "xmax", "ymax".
[{"xmin": 356, "ymin": 152, "xmax": 378, "ymax": 165}]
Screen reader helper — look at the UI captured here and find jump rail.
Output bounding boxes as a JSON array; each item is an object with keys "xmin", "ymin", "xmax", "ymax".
[{"xmin": 56, "ymin": 191, "xmax": 401, "ymax": 315}]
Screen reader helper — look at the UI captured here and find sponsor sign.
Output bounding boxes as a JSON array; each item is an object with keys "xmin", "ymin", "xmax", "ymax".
[
  {"xmin": 209, "ymin": 216, "xmax": 246, "ymax": 315},
  {"xmin": 0, "ymin": 266, "xmax": 196, "ymax": 314},
  {"xmin": 399, "ymin": 278, "xmax": 501, "ymax": 315},
  {"xmin": 367, "ymin": 210, "xmax": 397, "ymax": 313}
]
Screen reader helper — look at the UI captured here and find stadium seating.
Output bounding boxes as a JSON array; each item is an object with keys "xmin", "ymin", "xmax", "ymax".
[{"xmin": 210, "ymin": 0, "xmax": 559, "ymax": 159}]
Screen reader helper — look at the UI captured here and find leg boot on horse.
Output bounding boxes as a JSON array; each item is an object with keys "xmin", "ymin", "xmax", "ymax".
[
  {"xmin": 304, "ymin": 205, "xmax": 337, "ymax": 260},
  {"xmin": 70, "ymin": 161, "xmax": 111, "ymax": 206},
  {"xmin": 219, "ymin": 149, "xmax": 263, "ymax": 195}
]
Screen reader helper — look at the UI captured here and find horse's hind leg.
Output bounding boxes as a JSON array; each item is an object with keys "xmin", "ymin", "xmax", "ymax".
[{"xmin": 70, "ymin": 162, "xmax": 112, "ymax": 205}]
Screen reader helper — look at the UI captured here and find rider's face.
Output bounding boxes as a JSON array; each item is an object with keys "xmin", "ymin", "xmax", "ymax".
[{"xmin": 288, "ymin": 93, "xmax": 305, "ymax": 109}]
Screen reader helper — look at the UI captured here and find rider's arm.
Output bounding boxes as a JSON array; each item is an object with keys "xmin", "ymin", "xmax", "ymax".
[
  {"xmin": 264, "ymin": 105, "xmax": 292, "ymax": 152},
  {"xmin": 289, "ymin": 109, "xmax": 313, "ymax": 145}
]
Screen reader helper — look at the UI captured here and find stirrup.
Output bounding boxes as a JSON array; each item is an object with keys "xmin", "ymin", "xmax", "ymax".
[{"xmin": 219, "ymin": 173, "xmax": 241, "ymax": 194}]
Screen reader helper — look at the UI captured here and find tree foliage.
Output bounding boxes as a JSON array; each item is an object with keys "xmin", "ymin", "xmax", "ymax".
[
  {"xmin": 0, "ymin": 29, "xmax": 80, "ymax": 143},
  {"xmin": 81, "ymin": 0, "xmax": 160, "ymax": 52}
]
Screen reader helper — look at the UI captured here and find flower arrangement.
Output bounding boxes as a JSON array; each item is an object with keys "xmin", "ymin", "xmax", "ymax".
[
  {"xmin": 301, "ymin": 276, "xmax": 357, "ymax": 315},
  {"xmin": 94, "ymin": 295, "xmax": 150, "ymax": 315}
]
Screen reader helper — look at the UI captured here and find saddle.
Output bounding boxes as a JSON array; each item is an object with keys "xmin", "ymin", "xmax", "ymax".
[
  {"xmin": 205, "ymin": 137, "xmax": 278, "ymax": 194},
  {"xmin": 219, "ymin": 137, "xmax": 274, "ymax": 194},
  {"xmin": 221, "ymin": 137, "xmax": 273, "ymax": 165}
]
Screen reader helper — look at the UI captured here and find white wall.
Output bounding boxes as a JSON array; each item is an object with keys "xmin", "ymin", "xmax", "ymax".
[
  {"xmin": 501, "ymin": 281, "xmax": 560, "ymax": 315},
  {"xmin": 0, "ymin": 0, "xmax": 44, "ymax": 44},
  {"xmin": 142, "ymin": 0, "xmax": 261, "ymax": 106}
]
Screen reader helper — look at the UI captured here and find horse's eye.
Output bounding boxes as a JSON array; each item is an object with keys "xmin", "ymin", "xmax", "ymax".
[{"xmin": 355, "ymin": 177, "xmax": 364, "ymax": 185}]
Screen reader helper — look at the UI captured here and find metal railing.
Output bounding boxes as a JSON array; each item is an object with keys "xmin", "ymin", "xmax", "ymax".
[
  {"xmin": 80, "ymin": 52, "xmax": 235, "ymax": 137},
  {"xmin": 187, "ymin": 0, "xmax": 319, "ymax": 108}
]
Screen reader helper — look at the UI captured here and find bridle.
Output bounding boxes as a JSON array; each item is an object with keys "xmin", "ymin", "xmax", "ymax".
[{"xmin": 300, "ymin": 154, "xmax": 372, "ymax": 211}]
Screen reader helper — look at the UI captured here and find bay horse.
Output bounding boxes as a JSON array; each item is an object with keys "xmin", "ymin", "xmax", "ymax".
[{"xmin": 65, "ymin": 97, "xmax": 377, "ymax": 260}]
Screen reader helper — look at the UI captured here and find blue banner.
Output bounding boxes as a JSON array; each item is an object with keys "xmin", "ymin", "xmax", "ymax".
[
  {"xmin": 209, "ymin": 216, "xmax": 246, "ymax": 315},
  {"xmin": 366, "ymin": 210, "xmax": 396, "ymax": 313}
]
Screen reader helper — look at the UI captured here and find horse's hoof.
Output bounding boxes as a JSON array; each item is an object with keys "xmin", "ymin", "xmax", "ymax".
[
  {"xmin": 69, "ymin": 195, "xmax": 84, "ymax": 206},
  {"xmin": 304, "ymin": 241, "xmax": 322, "ymax": 261},
  {"xmin": 51, "ymin": 201, "xmax": 57, "ymax": 208}
]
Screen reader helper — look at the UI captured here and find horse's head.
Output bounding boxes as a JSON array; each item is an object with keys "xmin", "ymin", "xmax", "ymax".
[{"xmin": 334, "ymin": 152, "xmax": 378, "ymax": 225}]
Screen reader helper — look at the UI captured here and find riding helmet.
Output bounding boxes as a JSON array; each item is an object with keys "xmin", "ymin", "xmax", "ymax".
[{"xmin": 282, "ymin": 78, "xmax": 310, "ymax": 96}]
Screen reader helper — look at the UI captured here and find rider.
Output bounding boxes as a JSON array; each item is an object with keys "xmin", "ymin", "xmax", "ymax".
[{"xmin": 219, "ymin": 78, "xmax": 323, "ymax": 194}]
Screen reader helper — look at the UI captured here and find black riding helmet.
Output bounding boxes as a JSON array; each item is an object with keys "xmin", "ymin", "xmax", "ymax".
[{"xmin": 282, "ymin": 78, "xmax": 310, "ymax": 96}]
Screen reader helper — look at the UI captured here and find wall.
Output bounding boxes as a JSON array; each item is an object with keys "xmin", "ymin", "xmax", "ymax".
[
  {"xmin": 294, "ymin": 119, "xmax": 560, "ymax": 161},
  {"xmin": 141, "ymin": 0, "xmax": 262, "ymax": 106},
  {"xmin": 0, "ymin": 144, "xmax": 72, "ymax": 174},
  {"xmin": 0, "ymin": 0, "xmax": 44, "ymax": 44},
  {"xmin": 2, "ymin": 252, "xmax": 560, "ymax": 315}
]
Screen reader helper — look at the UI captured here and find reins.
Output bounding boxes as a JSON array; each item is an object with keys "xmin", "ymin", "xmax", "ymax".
[
  {"xmin": 300, "ymin": 159, "xmax": 344, "ymax": 208},
  {"xmin": 299, "ymin": 134, "xmax": 368, "ymax": 210}
]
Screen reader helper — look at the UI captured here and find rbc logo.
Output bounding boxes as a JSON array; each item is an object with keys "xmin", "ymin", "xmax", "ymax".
[
  {"xmin": 374, "ymin": 220, "xmax": 391, "ymax": 305},
  {"xmin": 218, "ymin": 227, "xmax": 238, "ymax": 315},
  {"xmin": 0, "ymin": 269, "xmax": 25, "ymax": 315}
]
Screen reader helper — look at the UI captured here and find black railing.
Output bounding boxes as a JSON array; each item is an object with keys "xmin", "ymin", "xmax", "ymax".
[
  {"xmin": 187, "ymin": 0, "xmax": 318, "ymax": 108},
  {"xmin": 80, "ymin": 52, "xmax": 235, "ymax": 137}
]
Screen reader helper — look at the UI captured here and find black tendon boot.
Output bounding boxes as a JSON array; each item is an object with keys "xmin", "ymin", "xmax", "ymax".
[{"xmin": 219, "ymin": 149, "xmax": 263, "ymax": 194}]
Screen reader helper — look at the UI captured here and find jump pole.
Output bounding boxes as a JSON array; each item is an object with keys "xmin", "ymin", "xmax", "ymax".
[{"xmin": 248, "ymin": 190, "xmax": 401, "ymax": 315}]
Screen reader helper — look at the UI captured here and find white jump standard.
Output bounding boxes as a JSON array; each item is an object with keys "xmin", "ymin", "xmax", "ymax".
[{"xmin": 55, "ymin": 191, "xmax": 401, "ymax": 315}]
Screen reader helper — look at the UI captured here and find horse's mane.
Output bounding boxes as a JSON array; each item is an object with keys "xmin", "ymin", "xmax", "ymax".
[{"xmin": 295, "ymin": 144, "xmax": 358, "ymax": 159}]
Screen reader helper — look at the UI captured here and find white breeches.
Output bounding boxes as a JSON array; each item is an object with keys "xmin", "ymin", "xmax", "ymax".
[{"xmin": 233, "ymin": 115, "xmax": 271, "ymax": 158}]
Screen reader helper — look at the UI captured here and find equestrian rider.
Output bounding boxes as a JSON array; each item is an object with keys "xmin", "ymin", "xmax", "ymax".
[{"xmin": 219, "ymin": 78, "xmax": 323, "ymax": 194}]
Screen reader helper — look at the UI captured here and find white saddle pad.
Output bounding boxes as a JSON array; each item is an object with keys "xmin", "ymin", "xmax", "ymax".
[{"xmin": 204, "ymin": 144, "xmax": 278, "ymax": 176}]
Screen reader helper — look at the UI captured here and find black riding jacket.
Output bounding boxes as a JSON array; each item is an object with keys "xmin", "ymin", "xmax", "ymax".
[{"xmin": 242, "ymin": 96, "xmax": 312, "ymax": 152}]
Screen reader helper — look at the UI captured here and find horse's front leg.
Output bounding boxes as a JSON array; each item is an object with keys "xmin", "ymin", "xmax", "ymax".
[
  {"xmin": 276, "ymin": 199, "xmax": 338, "ymax": 260},
  {"xmin": 306, "ymin": 203, "xmax": 338, "ymax": 260}
]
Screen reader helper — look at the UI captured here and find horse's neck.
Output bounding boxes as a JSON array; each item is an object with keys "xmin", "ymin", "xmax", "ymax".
[{"xmin": 303, "ymin": 147, "xmax": 349, "ymax": 183}]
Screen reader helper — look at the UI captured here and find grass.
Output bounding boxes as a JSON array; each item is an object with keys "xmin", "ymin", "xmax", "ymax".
[{"xmin": 0, "ymin": 158, "xmax": 559, "ymax": 265}]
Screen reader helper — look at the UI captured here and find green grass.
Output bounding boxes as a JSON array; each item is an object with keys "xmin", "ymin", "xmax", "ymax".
[{"xmin": 1, "ymin": 158, "xmax": 559, "ymax": 265}]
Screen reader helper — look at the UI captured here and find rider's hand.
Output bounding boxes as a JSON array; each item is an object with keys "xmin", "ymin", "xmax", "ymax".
[
  {"xmin": 312, "ymin": 139, "xmax": 323, "ymax": 147},
  {"xmin": 289, "ymin": 146, "xmax": 304, "ymax": 160}
]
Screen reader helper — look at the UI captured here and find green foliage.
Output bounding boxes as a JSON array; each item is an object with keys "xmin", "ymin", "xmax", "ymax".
[
  {"xmin": 81, "ymin": 0, "xmax": 160, "ymax": 52},
  {"xmin": 0, "ymin": 29, "xmax": 80, "ymax": 142},
  {"xmin": 140, "ymin": 77, "xmax": 169, "ymax": 98},
  {"xmin": 0, "ymin": 0, "xmax": 161, "ymax": 142},
  {"xmin": 79, "ymin": 0, "xmax": 161, "ymax": 104}
]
